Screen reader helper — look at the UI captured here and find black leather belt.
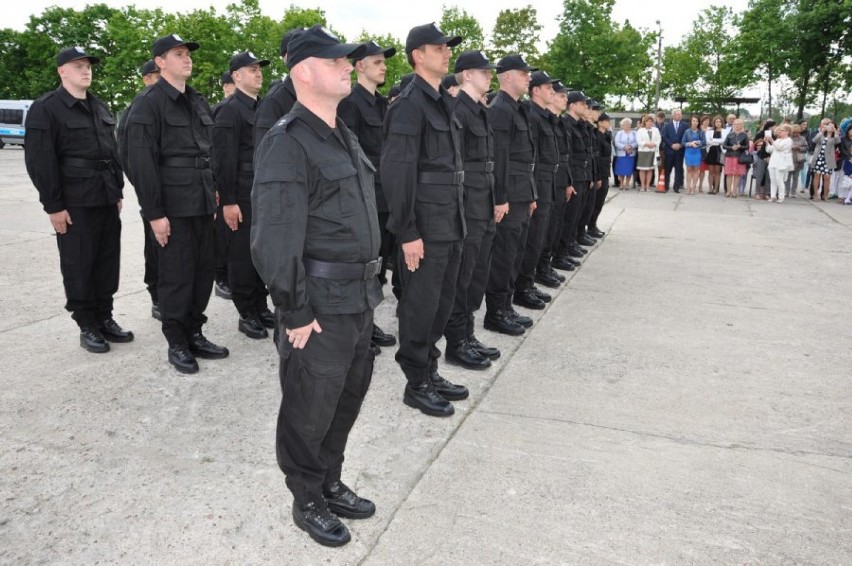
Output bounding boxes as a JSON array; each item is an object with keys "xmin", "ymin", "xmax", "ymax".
[
  {"xmin": 160, "ymin": 156, "xmax": 211, "ymax": 169},
  {"xmin": 464, "ymin": 161, "xmax": 495, "ymax": 173},
  {"xmin": 509, "ymin": 161, "xmax": 535, "ymax": 174},
  {"xmin": 304, "ymin": 258, "xmax": 381, "ymax": 281},
  {"xmin": 238, "ymin": 162, "xmax": 253, "ymax": 173},
  {"xmin": 418, "ymin": 171, "xmax": 465, "ymax": 185},
  {"xmin": 61, "ymin": 157, "xmax": 113, "ymax": 170}
]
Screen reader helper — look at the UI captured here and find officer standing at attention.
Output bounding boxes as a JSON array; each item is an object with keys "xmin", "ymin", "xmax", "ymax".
[
  {"xmin": 539, "ymin": 80, "xmax": 574, "ymax": 280},
  {"xmin": 125, "ymin": 34, "xmax": 229, "ymax": 374},
  {"xmin": 337, "ymin": 40, "xmax": 399, "ymax": 356},
  {"xmin": 381, "ymin": 22, "xmax": 468, "ymax": 418},
  {"xmin": 250, "ymin": 26, "xmax": 380, "ymax": 548},
  {"xmin": 482, "ymin": 54, "xmax": 537, "ymax": 337},
  {"xmin": 514, "ymin": 70, "xmax": 560, "ymax": 311},
  {"xmin": 25, "ymin": 46, "xmax": 132, "ymax": 353},
  {"xmin": 576, "ymin": 100, "xmax": 602, "ymax": 247},
  {"xmin": 556, "ymin": 91, "xmax": 592, "ymax": 264},
  {"xmin": 212, "ymin": 71, "xmax": 235, "ymax": 302},
  {"xmin": 118, "ymin": 59, "xmax": 162, "ymax": 321},
  {"xmin": 253, "ymin": 28, "xmax": 302, "ymax": 147},
  {"xmin": 212, "ymin": 51, "xmax": 275, "ymax": 340},
  {"xmin": 589, "ymin": 110, "xmax": 612, "ymax": 239},
  {"xmin": 441, "ymin": 50, "xmax": 501, "ymax": 370}
]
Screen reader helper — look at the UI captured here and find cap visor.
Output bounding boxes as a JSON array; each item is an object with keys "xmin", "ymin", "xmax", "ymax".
[
  {"xmin": 382, "ymin": 47, "xmax": 397, "ymax": 59},
  {"xmin": 183, "ymin": 41, "xmax": 200, "ymax": 52},
  {"xmin": 63, "ymin": 55, "xmax": 100, "ymax": 65},
  {"xmin": 318, "ymin": 43, "xmax": 367, "ymax": 61},
  {"xmin": 444, "ymin": 35, "xmax": 462, "ymax": 48}
]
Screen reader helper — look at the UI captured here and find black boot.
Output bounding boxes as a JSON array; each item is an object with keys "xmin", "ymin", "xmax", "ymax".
[
  {"xmin": 238, "ymin": 315, "xmax": 268, "ymax": 339},
  {"xmin": 577, "ymin": 235, "xmax": 596, "ymax": 247},
  {"xmin": 513, "ymin": 288, "xmax": 546, "ymax": 310},
  {"xmin": 548, "ymin": 266, "xmax": 566, "ymax": 283},
  {"xmin": 323, "ymin": 481, "xmax": 376, "ymax": 519},
  {"xmin": 292, "ymin": 497, "xmax": 351, "ymax": 547},
  {"xmin": 483, "ymin": 310, "xmax": 525, "ymax": 336},
  {"xmin": 168, "ymin": 345, "xmax": 199, "ymax": 374},
  {"xmin": 469, "ymin": 334, "xmax": 500, "ymax": 359},
  {"xmin": 505, "ymin": 298, "xmax": 533, "ymax": 328},
  {"xmin": 445, "ymin": 339, "xmax": 491, "ymax": 370},
  {"xmin": 535, "ymin": 269, "xmax": 561, "ymax": 288},
  {"xmin": 551, "ymin": 255, "xmax": 576, "ymax": 271},
  {"xmin": 371, "ymin": 324, "xmax": 397, "ymax": 347},
  {"xmin": 428, "ymin": 364, "xmax": 469, "ymax": 400},
  {"xmin": 531, "ymin": 286, "xmax": 552, "ymax": 303},
  {"xmin": 258, "ymin": 307, "xmax": 276, "ymax": 329},
  {"xmin": 189, "ymin": 333, "xmax": 229, "ymax": 359},
  {"xmin": 403, "ymin": 380, "xmax": 454, "ymax": 417},
  {"xmin": 151, "ymin": 301, "xmax": 162, "ymax": 321},
  {"xmin": 99, "ymin": 318, "xmax": 134, "ymax": 343},
  {"xmin": 214, "ymin": 278, "xmax": 232, "ymax": 300},
  {"xmin": 79, "ymin": 327, "xmax": 110, "ymax": 353}
]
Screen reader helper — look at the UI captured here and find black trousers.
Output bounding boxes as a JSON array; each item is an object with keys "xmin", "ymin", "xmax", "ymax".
[
  {"xmin": 589, "ymin": 176, "xmax": 610, "ymax": 230},
  {"xmin": 485, "ymin": 201, "xmax": 531, "ymax": 313},
  {"xmin": 516, "ymin": 200, "xmax": 552, "ymax": 291},
  {"xmin": 578, "ymin": 182, "xmax": 597, "ymax": 239},
  {"xmin": 276, "ymin": 310, "xmax": 374, "ymax": 504},
  {"xmin": 395, "ymin": 239, "xmax": 463, "ymax": 382},
  {"xmin": 158, "ymin": 215, "xmax": 215, "ymax": 346},
  {"xmin": 377, "ymin": 210, "xmax": 396, "ymax": 287},
  {"xmin": 444, "ymin": 218, "xmax": 495, "ymax": 345},
  {"xmin": 141, "ymin": 210, "xmax": 159, "ymax": 303},
  {"xmin": 664, "ymin": 151, "xmax": 685, "ymax": 190},
  {"xmin": 226, "ymin": 200, "xmax": 268, "ymax": 317},
  {"xmin": 559, "ymin": 181, "xmax": 589, "ymax": 253},
  {"xmin": 56, "ymin": 205, "xmax": 121, "ymax": 328},
  {"xmin": 539, "ymin": 199, "xmax": 566, "ymax": 271},
  {"xmin": 214, "ymin": 203, "xmax": 229, "ymax": 283}
]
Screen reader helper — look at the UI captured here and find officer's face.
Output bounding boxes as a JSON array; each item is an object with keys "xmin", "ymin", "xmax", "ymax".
[
  {"xmin": 552, "ymin": 91, "xmax": 567, "ymax": 113},
  {"xmin": 468, "ymin": 68, "xmax": 492, "ymax": 96},
  {"xmin": 535, "ymin": 83, "xmax": 554, "ymax": 105},
  {"xmin": 358, "ymin": 54, "xmax": 387, "ymax": 86},
  {"xmin": 417, "ymin": 44, "xmax": 452, "ymax": 78},
  {"xmin": 157, "ymin": 47, "xmax": 193, "ymax": 81},
  {"xmin": 58, "ymin": 59, "xmax": 93, "ymax": 91},
  {"xmin": 511, "ymin": 70, "xmax": 531, "ymax": 97},
  {"xmin": 309, "ymin": 57, "xmax": 354, "ymax": 100},
  {"xmin": 234, "ymin": 63, "xmax": 263, "ymax": 94}
]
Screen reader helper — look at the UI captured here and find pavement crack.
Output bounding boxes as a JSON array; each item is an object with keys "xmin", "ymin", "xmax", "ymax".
[{"xmin": 476, "ymin": 409, "xmax": 852, "ymax": 463}]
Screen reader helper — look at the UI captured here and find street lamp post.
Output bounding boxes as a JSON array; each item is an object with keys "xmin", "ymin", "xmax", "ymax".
[{"xmin": 654, "ymin": 20, "xmax": 662, "ymax": 111}]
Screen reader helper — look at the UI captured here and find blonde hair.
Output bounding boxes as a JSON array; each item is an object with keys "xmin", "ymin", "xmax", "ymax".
[
  {"xmin": 776, "ymin": 124, "xmax": 792, "ymax": 134},
  {"xmin": 620, "ymin": 117, "xmax": 632, "ymax": 128}
]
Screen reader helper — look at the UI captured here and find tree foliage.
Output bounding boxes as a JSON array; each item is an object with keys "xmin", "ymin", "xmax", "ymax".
[
  {"xmin": 439, "ymin": 5, "xmax": 485, "ymax": 68},
  {"xmin": 490, "ymin": 6, "xmax": 543, "ymax": 63}
]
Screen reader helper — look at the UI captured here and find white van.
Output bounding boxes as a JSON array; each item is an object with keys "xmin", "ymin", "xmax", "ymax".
[{"xmin": 0, "ymin": 100, "xmax": 33, "ymax": 149}]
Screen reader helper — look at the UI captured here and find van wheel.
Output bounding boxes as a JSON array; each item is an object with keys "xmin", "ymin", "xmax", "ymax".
[{"xmin": 0, "ymin": 141, "xmax": 5, "ymax": 149}]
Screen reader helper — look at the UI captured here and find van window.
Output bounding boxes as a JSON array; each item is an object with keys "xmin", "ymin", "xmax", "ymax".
[{"xmin": 0, "ymin": 109, "xmax": 25, "ymax": 125}]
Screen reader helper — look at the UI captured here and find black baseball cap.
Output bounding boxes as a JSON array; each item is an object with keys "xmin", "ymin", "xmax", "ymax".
[
  {"xmin": 399, "ymin": 73, "xmax": 415, "ymax": 89},
  {"xmin": 352, "ymin": 40, "xmax": 396, "ymax": 62},
  {"xmin": 598, "ymin": 112, "xmax": 611, "ymax": 122},
  {"xmin": 139, "ymin": 59, "xmax": 158, "ymax": 77},
  {"xmin": 229, "ymin": 51, "xmax": 270, "ymax": 73},
  {"xmin": 589, "ymin": 99, "xmax": 603, "ymax": 110},
  {"xmin": 57, "ymin": 46, "xmax": 100, "ymax": 67},
  {"xmin": 552, "ymin": 80, "xmax": 566, "ymax": 93},
  {"xmin": 454, "ymin": 50, "xmax": 496, "ymax": 73},
  {"xmin": 286, "ymin": 25, "xmax": 366, "ymax": 69},
  {"xmin": 495, "ymin": 54, "xmax": 538, "ymax": 74},
  {"xmin": 279, "ymin": 28, "xmax": 304, "ymax": 56},
  {"xmin": 405, "ymin": 22, "xmax": 462, "ymax": 55},
  {"xmin": 152, "ymin": 34, "xmax": 199, "ymax": 58},
  {"xmin": 441, "ymin": 74, "xmax": 459, "ymax": 89},
  {"xmin": 529, "ymin": 70, "xmax": 558, "ymax": 88},
  {"xmin": 220, "ymin": 72, "xmax": 234, "ymax": 86},
  {"xmin": 567, "ymin": 90, "xmax": 588, "ymax": 105}
]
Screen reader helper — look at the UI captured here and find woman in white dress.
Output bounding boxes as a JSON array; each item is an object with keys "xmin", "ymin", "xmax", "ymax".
[
  {"xmin": 765, "ymin": 124, "xmax": 794, "ymax": 203},
  {"xmin": 635, "ymin": 114, "xmax": 660, "ymax": 191}
]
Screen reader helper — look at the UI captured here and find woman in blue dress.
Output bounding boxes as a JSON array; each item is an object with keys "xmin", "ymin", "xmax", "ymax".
[
  {"xmin": 614, "ymin": 118, "xmax": 638, "ymax": 190},
  {"xmin": 681, "ymin": 115, "xmax": 705, "ymax": 195}
]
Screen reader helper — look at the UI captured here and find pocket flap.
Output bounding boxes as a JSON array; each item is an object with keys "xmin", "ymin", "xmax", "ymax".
[{"xmin": 319, "ymin": 161, "xmax": 357, "ymax": 181}]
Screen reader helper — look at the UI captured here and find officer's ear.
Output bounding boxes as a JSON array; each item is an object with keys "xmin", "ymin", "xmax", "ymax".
[{"xmin": 154, "ymin": 55, "xmax": 166, "ymax": 71}]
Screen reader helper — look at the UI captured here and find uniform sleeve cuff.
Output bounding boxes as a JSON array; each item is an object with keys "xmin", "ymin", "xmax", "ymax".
[
  {"xmin": 282, "ymin": 304, "xmax": 315, "ymax": 329},
  {"xmin": 44, "ymin": 202, "xmax": 66, "ymax": 214},
  {"xmin": 145, "ymin": 208, "xmax": 166, "ymax": 221},
  {"xmin": 398, "ymin": 230, "xmax": 421, "ymax": 244}
]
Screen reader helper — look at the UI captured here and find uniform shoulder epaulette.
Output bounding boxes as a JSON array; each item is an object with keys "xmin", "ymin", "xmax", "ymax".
[{"xmin": 273, "ymin": 113, "xmax": 299, "ymax": 131}]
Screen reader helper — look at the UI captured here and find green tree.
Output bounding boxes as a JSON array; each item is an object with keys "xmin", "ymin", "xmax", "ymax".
[
  {"xmin": 489, "ymin": 5, "xmax": 542, "ymax": 62},
  {"xmin": 738, "ymin": 0, "xmax": 794, "ymax": 117},
  {"xmin": 439, "ymin": 5, "xmax": 485, "ymax": 68},
  {"xmin": 0, "ymin": 28, "xmax": 27, "ymax": 99}
]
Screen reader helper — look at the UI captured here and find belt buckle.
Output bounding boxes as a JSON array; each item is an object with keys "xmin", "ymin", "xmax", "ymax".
[
  {"xmin": 196, "ymin": 156, "xmax": 210, "ymax": 168},
  {"xmin": 98, "ymin": 159, "xmax": 111, "ymax": 170},
  {"xmin": 485, "ymin": 161, "xmax": 494, "ymax": 172},
  {"xmin": 364, "ymin": 259, "xmax": 380, "ymax": 280},
  {"xmin": 528, "ymin": 163, "xmax": 536, "ymax": 173},
  {"xmin": 454, "ymin": 171, "xmax": 465, "ymax": 184}
]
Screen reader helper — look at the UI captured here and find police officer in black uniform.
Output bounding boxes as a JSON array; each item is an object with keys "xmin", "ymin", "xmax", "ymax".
[
  {"xmin": 556, "ymin": 91, "xmax": 592, "ymax": 263},
  {"xmin": 125, "ymin": 34, "xmax": 229, "ymax": 374},
  {"xmin": 382, "ymin": 22, "xmax": 468, "ymax": 418},
  {"xmin": 538, "ymin": 80, "xmax": 573, "ymax": 281},
  {"xmin": 442, "ymin": 50, "xmax": 500, "ymax": 370},
  {"xmin": 515, "ymin": 70, "xmax": 560, "ymax": 310},
  {"xmin": 118, "ymin": 59, "xmax": 162, "ymax": 320},
  {"xmin": 250, "ymin": 26, "xmax": 379, "ymax": 548},
  {"xmin": 212, "ymin": 71, "xmax": 235, "ymax": 301},
  {"xmin": 589, "ymin": 110, "xmax": 612, "ymax": 239},
  {"xmin": 441, "ymin": 73, "xmax": 460, "ymax": 97},
  {"xmin": 25, "ymin": 46, "xmax": 132, "ymax": 353},
  {"xmin": 253, "ymin": 28, "xmax": 302, "ymax": 147},
  {"xmin": 337, "ymin": 40, "xmax": 398, "ymax": 355},
  {"xmin": 482, "ymin": 54, "xmax": 537, "ymax": 337},
  {"xmin": 212, "ymin": 51, "xmax": 275, "ymax": 340},
  {"xmin": 577, "ymin": 99, "xmax": 602, "ymax": 247}
]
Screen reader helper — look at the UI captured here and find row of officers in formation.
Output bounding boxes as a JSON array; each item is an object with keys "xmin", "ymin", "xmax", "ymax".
[{"xmin": 24, "ymin": 23, "xmax": 611, "ymax": 548}]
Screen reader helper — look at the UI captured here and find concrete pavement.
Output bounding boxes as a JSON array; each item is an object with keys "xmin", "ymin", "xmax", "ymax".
[{"xmin": 1, "ymin": 147, "xmax": 850, "ymax": 564}]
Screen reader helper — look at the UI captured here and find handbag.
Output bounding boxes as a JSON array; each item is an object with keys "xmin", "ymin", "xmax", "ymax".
[{"xmin": 737, "ymin": 153, "xmax": 754, "ymax": 165}]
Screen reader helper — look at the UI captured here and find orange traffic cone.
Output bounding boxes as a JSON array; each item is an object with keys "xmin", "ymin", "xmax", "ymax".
[{"xmin": 656, "ymin": 171, "xmax": 666, "ymax": 192}]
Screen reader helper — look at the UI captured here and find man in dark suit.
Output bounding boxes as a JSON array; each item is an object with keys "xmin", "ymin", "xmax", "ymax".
[{"xmin": 661, "ymin": 108, "xmax": 687, "ymax": 192}]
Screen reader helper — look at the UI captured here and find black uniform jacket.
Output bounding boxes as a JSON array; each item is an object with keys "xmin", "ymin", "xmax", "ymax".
[
  {"xmin": 527, "ymin": 101, "xmax": 559, "ymax": 203},
  {"xmin": 338, "ymin": 82, "xmax": 389, "ymax": 213},
  {"xmin": 565, "ymin": 114, "xmax": 593, "ymax": 183},
  {"xmin": 25, "ymin": 86, "xmax": 124, "ymax": 213},
  {"xmin": 594, "ymin": 127, "xmax": 613, "ymax": 180},
  {"xmin": 124, "ymin": 77, "xmax": 216, "ymax": 220},
  {"xmin": 454, "ymin": 90, "xmax": 495, "ymax": 222},
  {"xmin": 488, "ymin": 90, "xmax": 536, "ymax": 205},
  {"xmin": 381, "ymin": 75, "xmax": 465, "ymax": 244},
  {"xmin": 253, "ymin": 76, "xmax": 296, "ymax": 148},
  {"xmin": 251, "ymin": 102, "xmax": 383, "ymax": 331},
  {"xmin": 212, "ymin": 88, "xmax": 259, "ymax": 206},
  {"xmin": 553, "ymin": 114, "xmax": 574, "ymax": 203},
  {"xmin": 584, "ymin": 120, "xmax": 601, "ymax": 182}
]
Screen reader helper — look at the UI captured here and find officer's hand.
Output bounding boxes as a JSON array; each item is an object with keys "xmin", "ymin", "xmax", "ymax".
[
  {"xmin": 150, "ymin": 217, "xmax": 171, "ymax": 247},
  {"xmin": 597, "ymin": 180, "xmax": 602, "ymax": 188},
  {"xmin": 49, "ymin": 210, "xmax": 72, "ymax": 234},
  {"xmin": 529, "ymin": 202, "xmax": 537, "ymax": 217},
  {"xmin": 566, "ymin": 186, "xmax": 576, "ymax": 201},
  {"xmin": 223, "ymin": 204, "xmax": 242, "ymax": 231},
  {"xmin": 494, "ymin": 203, "xmax": 509, "ymax": 223},
  {"xmin": 286, "ymin": 319, "xmax": 322, "ymax": 349},
  {"xmin": 215, "ymin": 190, "xmax": 220, "ymax": 207},
  {"xmin": 402, "ymin": 239, "xmax": 425, "ymax": 271},
  {"xmin": 116, "ymin": 199, "xmax": 123, "ymax": 214}
]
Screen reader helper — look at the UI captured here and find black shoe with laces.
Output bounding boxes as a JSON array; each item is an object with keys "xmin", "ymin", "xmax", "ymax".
[
  {"xmin": 80, "ymin": 327, "xmax": 110, "ymax": 353},
  {"xmin": 323, "ymin": 481, "xmax": 376, "ymax": 519},
  {"xmin": 531, "ymin": 286, "xmax": 552, "ymax": 303},
  {"xmin": 189, "ymin": 333, "xmax": 229, "ymax": 359},
  {"xmin": 151, "ymin": 302, "xmax": 162, "ymax": 321},
  {"xmin": 483, "ymin": 310, "xmax": 525, "ymax": 336},
  {"xmin": 100, "ymin": 318, "xmax": 134, "ymax": 343},
  {"xmin": 445, "ymin": 339, "xmax": 491, "ymax": 370},
  {"xmin": 214, "ymin": 279, "xmax": 232, "ymax": 300},
  {"xmin": 506, "ymin": 307, "xmax": 533, "ymax": 328},
  {"xmin": 168, "ymin": 345, "xmax": 199, "ymax": 374},
  {"xmin": 403, "ymin": 381, "xmax": 454, "ymax": 417},
  {"xmin": 469, "ymin": 334, "xmax": 500, "ymax": 360},
  {"xmin": 428, "ymin": 369, "xmax": 469, "ymax": 400},
  {"xmin": 258, "ymin": 308, "xmax": 276, "ymax": 329},
  {"xmin": 238, "ymin": 315, "xmax": 268, "ymax": 339},
  {"xmin": 371, "ymin": 324, "xmax": 397, "ymax": 347},
  {"xmin": 292, "ymin": 498, "xmax": 351, "ymax": 547},
  {"xmin": 513, "ymin": 288, "xmax": 546, "ymax": 310}
]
